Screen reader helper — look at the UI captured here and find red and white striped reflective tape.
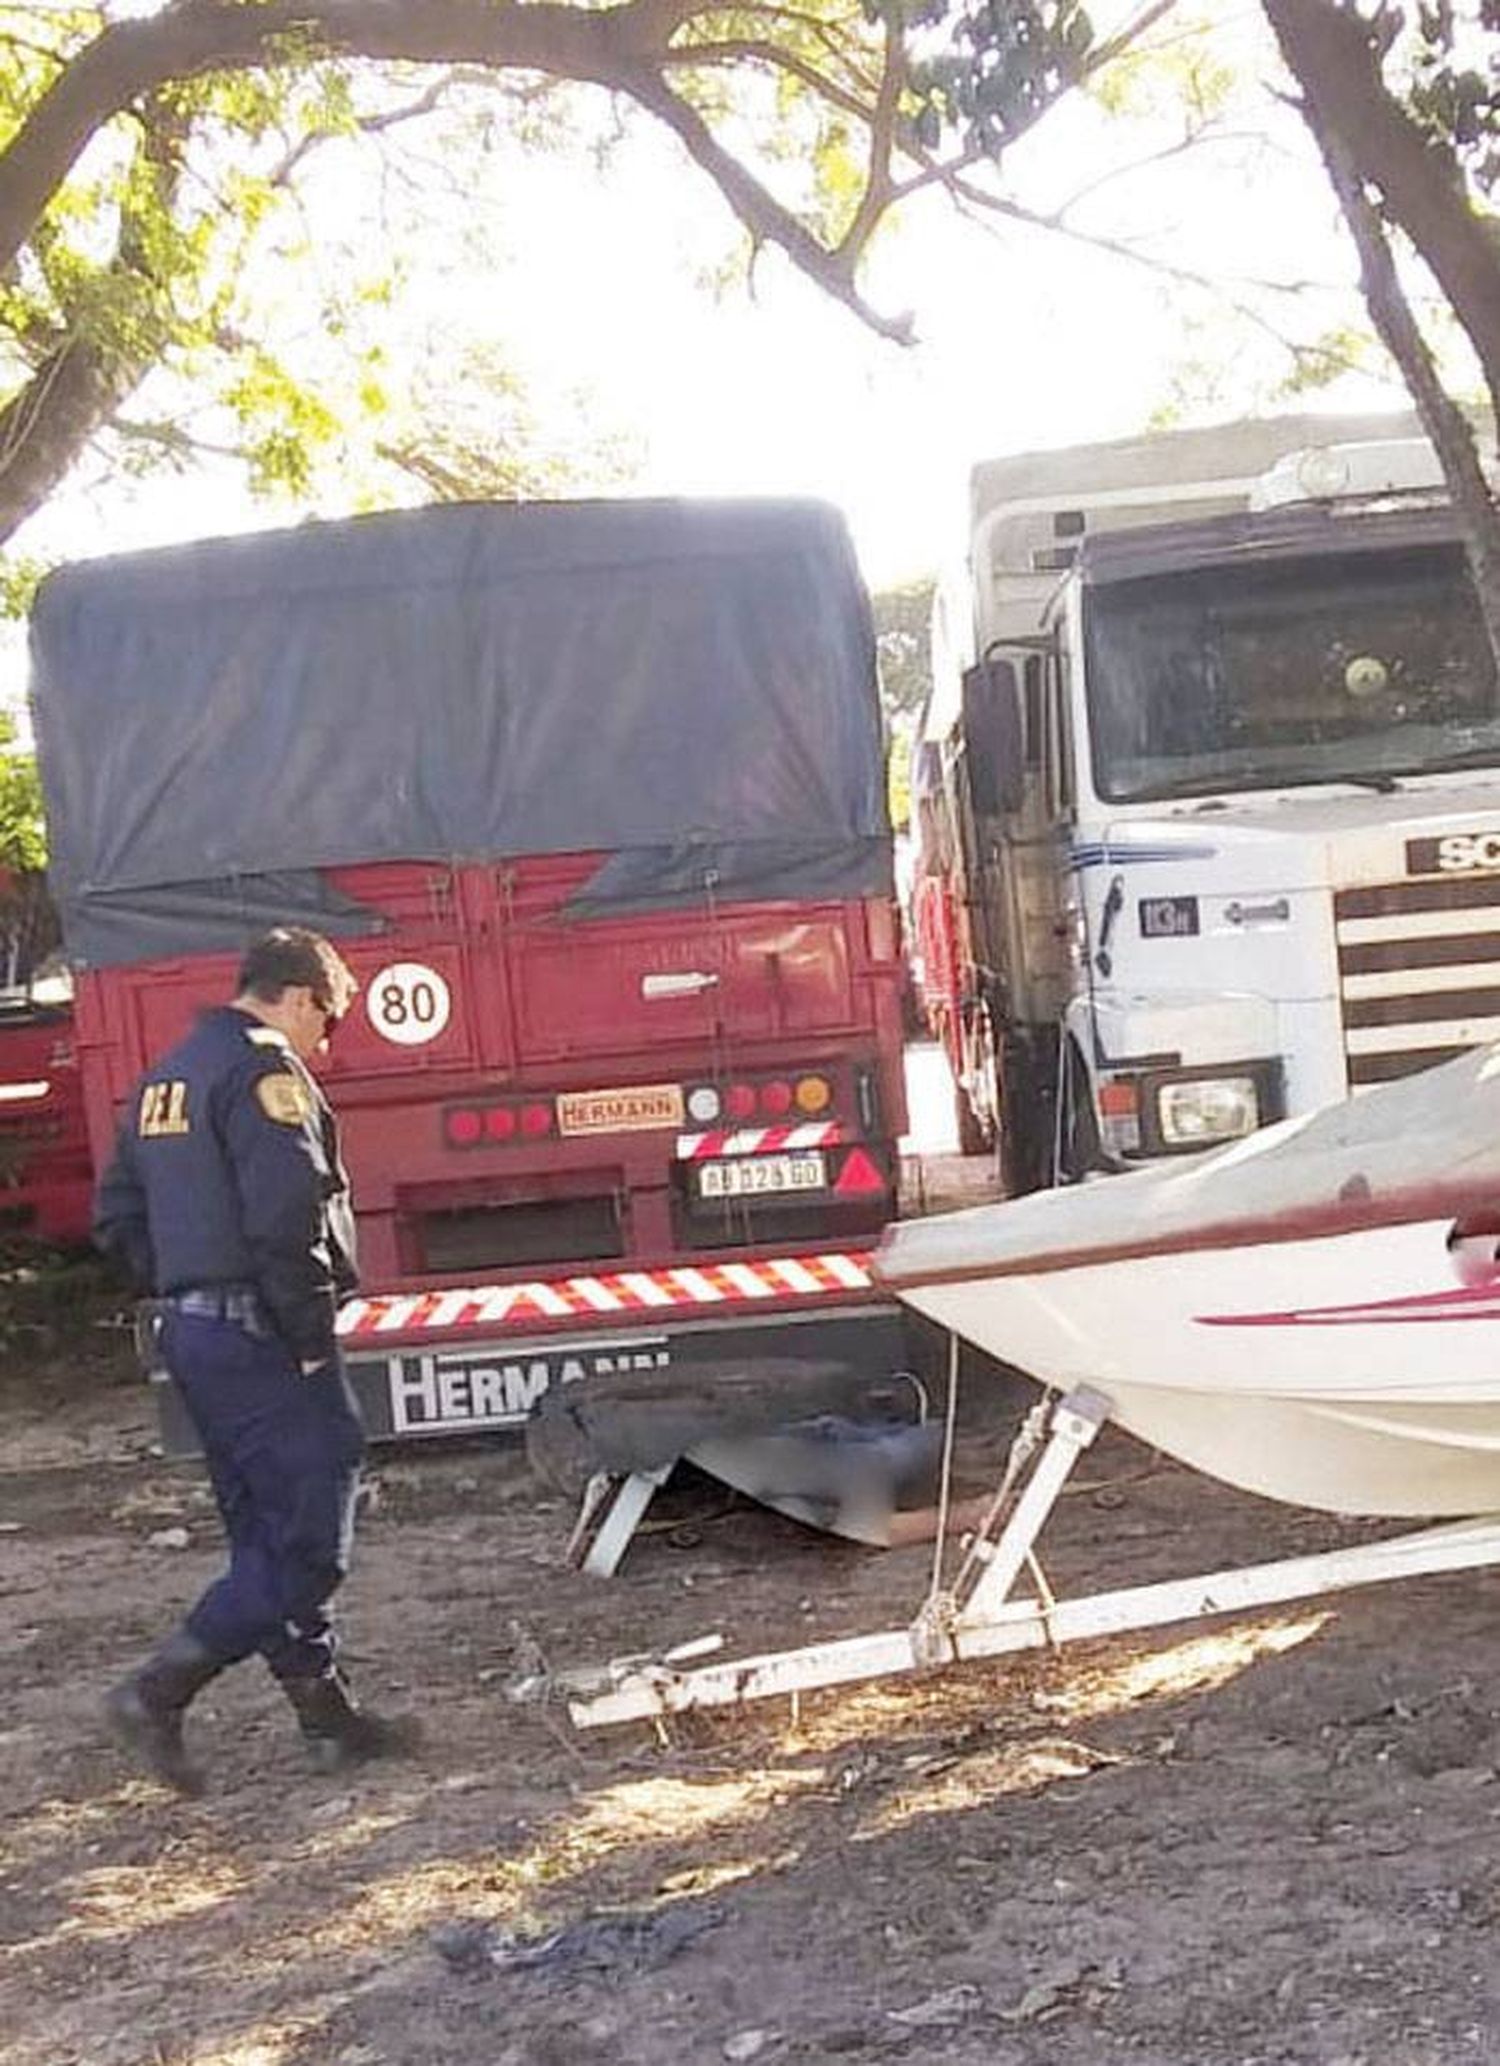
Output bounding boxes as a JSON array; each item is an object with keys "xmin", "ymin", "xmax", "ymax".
[
  {"xmin": 337, "ymin": 1249, "xmax": 876, "ymax": 1340},
  {"xmin": 675, "ymin": 1123, "xmax": 845, "ymax": 1161}
]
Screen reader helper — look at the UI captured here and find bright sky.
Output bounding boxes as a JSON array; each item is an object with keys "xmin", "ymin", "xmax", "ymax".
[{"xmin": 12, "ymin": 5, "xmax": 1417, "ymax": 621}]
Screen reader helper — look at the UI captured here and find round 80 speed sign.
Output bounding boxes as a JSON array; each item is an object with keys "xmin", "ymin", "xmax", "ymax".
[{"xmin": 365, "ymin": 961, "xmax": 453, "ymax": 1046}]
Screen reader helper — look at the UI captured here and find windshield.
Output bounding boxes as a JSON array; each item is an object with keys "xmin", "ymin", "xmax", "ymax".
[{"xmin": 1084, "ymin": 542, "xmax": 1500, "ymax": 801}]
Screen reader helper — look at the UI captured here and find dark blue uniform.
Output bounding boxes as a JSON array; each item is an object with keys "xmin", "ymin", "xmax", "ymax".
[{"xmin": 95, "ymin": 1005, "xmax": 364, "ymax": 1680}]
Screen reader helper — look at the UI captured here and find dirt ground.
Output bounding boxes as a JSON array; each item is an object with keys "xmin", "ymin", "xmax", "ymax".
[{"xmin": 8, "ymin": 1242, "xmax": 1500, "ymax": 2066}]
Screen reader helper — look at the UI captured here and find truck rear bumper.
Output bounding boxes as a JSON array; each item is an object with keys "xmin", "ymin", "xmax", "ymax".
[
  {"xmin": 149, "ymin": 1249, "xmax": 919, "ymax": 1453},
  {"xmin": 349, "ymin": 1298, "xmax": 908, "ymax": 1441}
]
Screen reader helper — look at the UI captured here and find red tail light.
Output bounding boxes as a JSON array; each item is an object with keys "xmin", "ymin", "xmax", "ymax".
[
  {"xmin": 726, "ymin": 1084, "xmax": 757, "ymax": 1120},
  {"xmin": 1098, "ymin": 1079, "xmax": 1139, "ymax": 1118},
  {"xmin": 759, "ymin": 1079, "xmax": 793, "ymax": 1116},
  {"xmin": 485, "ymin": 1106, "xmax": 517, "ymax": 1141},
  {"xmin": 445, "ymin": 1108, "xmax": 483, "ymax": 1146},
  {"xmin": 520, "ymin": 1102, "xmax": 553, "ymax": 1137}
]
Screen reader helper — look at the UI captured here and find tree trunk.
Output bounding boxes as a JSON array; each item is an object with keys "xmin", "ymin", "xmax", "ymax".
[
  {"xmin": 0, "ymin": 102, "xmax": 188, "ymax": 550},
  {"xmin": 1262, "ymin": 0, "xmax": 1500, "ymax": 430},
  {"xmin": 0, "ymin": 342, "xmax": 146, "ymax": 546},
  {"xmin": 1329, "ymin": 139, "xmax": 1500, "ymax": 671},
  {"xmin": 1264, "ymin": 0, "xmax": 1500, "ymax": 671}
]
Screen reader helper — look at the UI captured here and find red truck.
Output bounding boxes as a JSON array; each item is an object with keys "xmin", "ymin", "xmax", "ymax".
[
  {"xmin": 0, "ymin": 873, "xmax": 91, "ymax": 1246},
  {"xmin": 30, "ymin": 499, "xmax": 909, "ymax": 1442}
]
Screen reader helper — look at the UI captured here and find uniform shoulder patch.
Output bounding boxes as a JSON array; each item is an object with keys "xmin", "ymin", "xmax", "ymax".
[
  {"xmin": 255, "ymin": 1069, "xmax": 311, "ymax": 1127},
  {"xmin": 246, "ymin": 1026, "xmax": 289, "ymax": 1050},
  {"xmin": 139, "ymin": 1080, "xmax": 191, "ymax": 1138}
]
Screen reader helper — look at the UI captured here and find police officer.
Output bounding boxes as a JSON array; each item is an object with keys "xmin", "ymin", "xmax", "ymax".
[{"xmin": 94, "ymin": 927, "xmax": 415, "ymax": 1794}]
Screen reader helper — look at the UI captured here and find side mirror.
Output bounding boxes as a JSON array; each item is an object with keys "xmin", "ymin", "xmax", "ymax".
[
  {"xmin": 28, "ymin": 959, "xmax": 74, "ymax": 1012},
  {"xmin": 961, "ymin": 657, "xmax": 1024, "ymax": 816}
]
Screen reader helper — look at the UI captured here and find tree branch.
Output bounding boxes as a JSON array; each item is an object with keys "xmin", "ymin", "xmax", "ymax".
[
  {"xmin": 675, "ymin": 3, "xmax": 883, "ymax": 96},
  {"xmin": 265, "ymin": 71, "xmax": 467, "ymax": 187},
  {"xmin": 619, "ymin": 65, "xmax": 914, "ymax": 339},
  {"xmin": 0, "ymin": 0, "xmax": 646, "ymax": 281},
  {"xmin": 375, "ymin": 437, "xmax": 485, "ymax": 500},
  {"xmin": 0, "ymin": 0, "xmax": 927, "ymax": 352},
  {"xmin": 916, "ymin": 152, "xmax": 1328, "ymax": 302},
  {"xmin": 835, "ymin": 13, "xmax": 903, "ymax": 267},
  {"xmin": 1052, "ymin": 124, "xmax": 1272, "ymax": 225},
  {"xmin": 1078, "ymin": 0, "xmax": 1181, "ymax": 82},
  {"xmin": 111, "ymin": 413, "xmax": 246, "ymax": 463},
  {"xmin": 660, "ymin": 39, "xmax": 872, "ymax": 124},
  {"xmin": 884, "ymin": 1, "xmax": 1178, "ymax": 215},
  {"xmin": 0, "ymin": 27, "xmax": 75, "ymax": 70}
]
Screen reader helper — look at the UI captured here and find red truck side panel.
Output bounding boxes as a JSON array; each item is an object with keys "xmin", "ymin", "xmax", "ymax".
[
  {"xmin": 913, "ymin": 872, "xmax": 962, "ymax": 1050},
  {"xmin": 0, "ymin": 1013, "xmax": 92, "ymax": 1245}
]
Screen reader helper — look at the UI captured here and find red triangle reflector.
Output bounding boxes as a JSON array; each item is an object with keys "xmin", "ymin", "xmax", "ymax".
[{"xmin": 834, "ymin": 1147, "xmax": 886, "ymax": 1196}]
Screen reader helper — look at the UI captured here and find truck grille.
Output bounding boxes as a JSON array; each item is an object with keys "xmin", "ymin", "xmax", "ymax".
[{"xmin": 1335, "ymin": 875, "xmax": 1500, "ymax": 1086}]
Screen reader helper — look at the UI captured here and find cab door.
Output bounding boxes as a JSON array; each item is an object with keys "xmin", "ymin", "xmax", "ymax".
[{"xmin": 961, "ymin": 643, "xmax": 1072, "ymax": 1032}]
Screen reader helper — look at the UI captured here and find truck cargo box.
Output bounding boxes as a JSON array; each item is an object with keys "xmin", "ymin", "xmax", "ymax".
[{"xmin": 32, "ymin": 498, "xmax": 911, "ymax": 1442}]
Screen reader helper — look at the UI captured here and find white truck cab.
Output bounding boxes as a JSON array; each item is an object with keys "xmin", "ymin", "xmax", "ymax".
[{"xmin": 923, "ymin": 411, "xmax": 1500, "ymax": 1190}]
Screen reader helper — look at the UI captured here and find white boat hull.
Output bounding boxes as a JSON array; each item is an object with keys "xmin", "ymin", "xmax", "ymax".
[{"xmin": 899, "ymin": 1217, "xmax": 1500, "ymax": 1518}]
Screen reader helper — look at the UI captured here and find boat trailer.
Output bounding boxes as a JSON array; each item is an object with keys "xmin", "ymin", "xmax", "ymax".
[{"xmin": 565, "ymin": 1379, "xmax": 1500, "ymax": 1729}]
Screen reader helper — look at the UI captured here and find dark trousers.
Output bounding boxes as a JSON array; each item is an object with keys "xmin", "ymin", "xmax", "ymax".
[{"xmin": 161, "ymin": 1311, "xmax": 366, "ymax": 1680}]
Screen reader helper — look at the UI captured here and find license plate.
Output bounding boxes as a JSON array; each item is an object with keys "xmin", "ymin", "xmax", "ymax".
[
  {"xmin": 557, "ymin": 1083, "xmax": 684, "ymax": 1135},
  {"xmin": 698, "ymin": 1152, "xmax": 827, "ymax": 1199}
]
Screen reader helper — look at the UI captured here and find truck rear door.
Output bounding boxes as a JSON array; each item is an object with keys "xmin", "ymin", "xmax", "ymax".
[{"xmin": 498, "ymin": 857, "xmax": 862, "ymax": 1064}]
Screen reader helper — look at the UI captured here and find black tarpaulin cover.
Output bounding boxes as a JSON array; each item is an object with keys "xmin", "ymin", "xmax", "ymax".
[{"xmin": 30, "ymin": 497, "xmax": 890, "ymax": 966}]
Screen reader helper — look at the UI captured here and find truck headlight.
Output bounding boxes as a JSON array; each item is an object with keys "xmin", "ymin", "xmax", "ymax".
[{"xmin": 1156, "ymin": 1074, "xmax": 1261, "ymax": 1146}]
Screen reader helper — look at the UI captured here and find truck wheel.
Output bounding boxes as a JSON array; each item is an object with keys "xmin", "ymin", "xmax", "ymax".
[
  {"xmin": 997, "ymin": 1040, "xmax": 1050, "ymax": 1198},
  {"xmin": 954, "ymin": 999, "xmax": 1000, "ymax": 1157},
  {"xmin": 953, "ymin": 1073, "xmax": 991, "ymax": 1157},
  {"xmin": 1057, "ymin": 1041, "xmax": 1101, "ymax": 1183}
]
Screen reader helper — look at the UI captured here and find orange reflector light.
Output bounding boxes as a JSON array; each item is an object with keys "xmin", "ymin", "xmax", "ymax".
[
  {"xmin": 794, "ymin": 1074, "xmax": 832, "ymax": 1114},
  {"xmin": 834, "ymin": 1147, "xmax": 886, "ymax": 1196},
  {"xmin": 1098, "ymin": 1078, "xmax": 1138, "ymax": 1118}
]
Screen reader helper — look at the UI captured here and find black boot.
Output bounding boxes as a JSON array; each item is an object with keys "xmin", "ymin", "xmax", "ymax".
[
  {"xmin": 277, "ymin": 1669, "xmax": 421, "ymax": 1772},
  {"xmin": 105, "ymin": 1628, "xmax": 225, "ymax": 1796}
]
